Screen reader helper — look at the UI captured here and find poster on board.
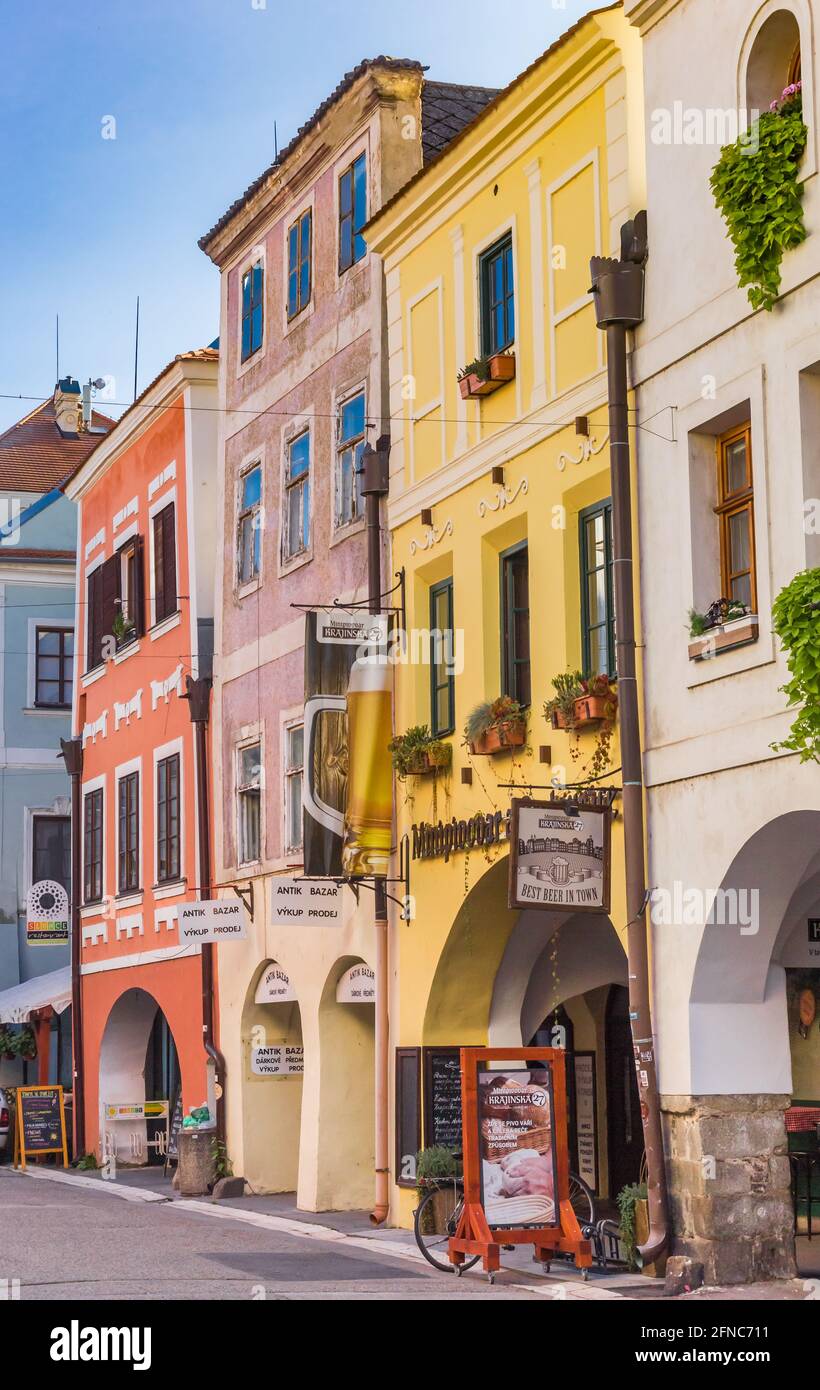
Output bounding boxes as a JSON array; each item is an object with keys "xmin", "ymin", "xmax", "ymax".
[{"xmin": 478, "ymin": 1069, "xmax": 558, "ymax": 1228}]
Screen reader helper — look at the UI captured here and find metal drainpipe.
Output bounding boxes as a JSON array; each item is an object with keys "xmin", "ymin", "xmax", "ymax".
[
  {"xmin": 590, "ymin": 214, "xmax": 670, "ymax": 1267},
  {"xmin": 183, "ymin": 676, "xmax": 226, "ymax": 1146},
  {"xmin": 361, "ymin": 435, "xmax": 391, "ymax": 1226},
  {"xmin": 60, "ymin": 736, "xmax": 85, "ymax": 1159}
]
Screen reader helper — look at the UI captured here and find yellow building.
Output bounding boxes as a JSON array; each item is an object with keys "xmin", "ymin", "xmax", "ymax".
[{"xmin": 367, "ymin": 3, "xmax": 646, "ymax": 1227}]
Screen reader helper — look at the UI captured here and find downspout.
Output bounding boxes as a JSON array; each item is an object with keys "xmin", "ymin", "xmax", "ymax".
[
  {"xmin": 183, "ymin": 676, "xmax": 226, "ymax": 1146},
  {"xmin": 589, "ymin": 214, "xmax": 670, "ymax": 1268},
  {"xmin": 60, "ymin": 736, "xmax": 85, "ymax": 1158},
  {"xmin": 361, "ymin": 436, "xmax": 391, "ymax": 1226}
]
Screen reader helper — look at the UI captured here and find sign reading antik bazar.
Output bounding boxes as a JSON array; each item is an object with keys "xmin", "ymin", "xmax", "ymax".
[{"xmin": 509, "ymin": 799, "xmax": 610, "ymax": 913}]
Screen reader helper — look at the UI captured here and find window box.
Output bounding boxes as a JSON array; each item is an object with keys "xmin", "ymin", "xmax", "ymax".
[
  {"xmin": 404, "ymin": 745, "xmax": 452, "ymax": 777},
  {"xmin": 550, "ymin": 693, "xmax": 612, "ymax": 730},
  {"xmin": 688, "ymin": 613, "xmax": 759, "ymax": 662},
  {"xmin": 390, "ymin": 727, "xmax": 452, "ymax": 779},
  {"xmin": 458, "ymin": 352, "xmax": 516, "ymax": 400},
  {"xmin": 469, "ymin": 719, "xmax": 527, "ymax": 756}
]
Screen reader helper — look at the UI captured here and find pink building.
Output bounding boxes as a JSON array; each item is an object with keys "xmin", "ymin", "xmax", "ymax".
[{"xmin": 199, "ymin": 61, "xmax": 496, "ymax": 1206}]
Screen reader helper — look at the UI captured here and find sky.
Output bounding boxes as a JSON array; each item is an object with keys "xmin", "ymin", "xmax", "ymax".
[{"xmin": 0, "ymin": 0, "xmax": 602, "ymax": 434}]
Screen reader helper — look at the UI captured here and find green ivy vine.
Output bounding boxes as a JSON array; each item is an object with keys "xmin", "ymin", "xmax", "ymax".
[
  {"xmin": 772, "ymin": 567, "xmax": 820, "ymax": 761},
  {"xmin": 710, "ymin": 94, "xmax": 807, "ymax": 311}
]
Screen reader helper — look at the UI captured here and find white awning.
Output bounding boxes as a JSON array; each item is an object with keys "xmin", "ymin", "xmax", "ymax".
[{"xmin": 0, "ymin": 966, "xmax": 71, "ymax": 1023}]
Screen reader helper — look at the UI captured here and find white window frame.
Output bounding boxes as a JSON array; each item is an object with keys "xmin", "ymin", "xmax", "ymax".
[
  {"xmin": 147, "ymin": 485, "xmax": 180, "ymax": 638},
  {"xmin": 26, "ymin": 617, "xmax": 74, "ymax": 711},
  {"xmin": 236, "ymin": 732, "xmax": 263, "ymax": 868},
  {"xmin": 334, "ymin": 140, "xmax": 369, "ymax": 285},
  {"xmin": 332, "ymin": 382, "xmax": 368, "ymax": 537},
  {"xmin": 114, "ymin": 755, "xmax": 142, "ymax": 902},
  {"xmin": 281, "ymin": 712, "xmax": 304, "ymax": 861},
  {"xmin": 153, "ymin": 736, "xmax": 185, "ymax": 889},
  {"xmin": 236, "ymin": 242, "xmax": 267, "ymax": 379},
  {"xmin": 236, "ymin": 452, "xmax": 264, "ymax": 594},
  {"xmin": 282, "ymin": 189, "xmax": 316, "ymax": 335},
  {"xmin": 81, "ymin": 772, "xmax": 106, "ymax": 908},
  {"xmin": 280, "ymin": 425, "xmax": 312, "ymax": 574},
  {"xmin": 25, "ymin": 800, "xmax": 71, "ymax": 901}
]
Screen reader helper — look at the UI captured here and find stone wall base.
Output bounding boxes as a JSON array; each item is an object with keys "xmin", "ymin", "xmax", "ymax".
[{"xmin": 661, "ymin": 1094, "xmax": 796, "ymax": 1286}]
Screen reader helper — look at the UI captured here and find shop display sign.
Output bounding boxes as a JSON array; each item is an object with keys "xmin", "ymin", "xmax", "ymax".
[
  {"xmin": 509, "ymin": 799, "xmax": 610, "ymax": 913},
  {"xmin": 478, "ymin": 1068, "xmax": 558, "ymax": 1228},
  {"xmin": 103, "ymin": 1101, "xmax": 169, "ymax": 1122},
  {"xmin": 13, "ymin": 1085, "xmax": 68, "ymax": 1169},
  {"xmin": 572, "ymin": 1053, "xmax": 598, "ymax": 1192},
  {"xmin": 26, "ymin": 879, "xmax": 69, "ymax": 947},
  {"xmin": 269, "ymin": 877, "xmax": 344, "ymax": 927},
  {"xmin": 178, "ymin": 899, "xmax": 248, "ymax": 944},
  {"xmin": 250, "ymin": 1045, "xmax": 304, "ymax": 1076},
  {"xmin": 255, "ymin": 963, "xmax": 298, "ymax": 1003},
  {"xmin": 336, "ymin": 964, "xmax": 375, "ymax": 1002}
]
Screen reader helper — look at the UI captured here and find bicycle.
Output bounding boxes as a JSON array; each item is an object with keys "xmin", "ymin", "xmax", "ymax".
[{"xmin": 413, "ymin": 1167, "xmax": 597, "ymax": 1275}]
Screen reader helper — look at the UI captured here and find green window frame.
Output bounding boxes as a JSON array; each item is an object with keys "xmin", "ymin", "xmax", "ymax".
[
  {"xmin": 287, "ymin": 210, "xmax": 312, "ymax": 320},
  {"xmin": 480, "ymin": 233, "xmax": 515, "ymax": 356},
  {"xmin": 241, "ymin": 260, "xmax": 264, "ymax": 361},
  {"xmin": 429, "ymin": 578, "xmax": 455, "ymax": 737},
  {"xmin": 339, "ymin": 153, "xmax": 367, "ymax": 273},
  {"xmin": 579, "ymin": 499, "xmax": 616, "ymax": 677},
  {"xmin": 500, "ymin": 542, "xmax": 530, "ymax": 707}
]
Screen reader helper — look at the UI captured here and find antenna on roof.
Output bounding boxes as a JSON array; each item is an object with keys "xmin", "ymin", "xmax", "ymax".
[
  {"xmin": 56, "ymin": 314, "xmax": 59, "ymax": 383},
  {"xmin": 274, "ymin": 120, "xmax": 278, "ymax": 160},
  {"xmin": 133, "ymin": 295, "xmax": 140, "ymax": 402}
]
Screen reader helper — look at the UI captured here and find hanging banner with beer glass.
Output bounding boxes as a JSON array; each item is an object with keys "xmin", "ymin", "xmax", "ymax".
[{"xmin": 303, "ymin": 610, "xmax": 393, "ymax": 878}]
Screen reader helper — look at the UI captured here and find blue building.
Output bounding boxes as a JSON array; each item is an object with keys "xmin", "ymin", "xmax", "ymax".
[{"xmin": 0, "ymin": 378, "xmax": 110, "ymax": 1090}]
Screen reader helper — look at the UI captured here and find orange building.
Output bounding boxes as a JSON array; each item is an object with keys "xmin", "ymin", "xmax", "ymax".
[{"xmin": 63, "ymin": 349, "xmax": 219, "ymax": 1163}]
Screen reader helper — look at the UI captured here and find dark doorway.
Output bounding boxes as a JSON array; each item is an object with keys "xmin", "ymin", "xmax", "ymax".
[
  {"xmin": 144, "ymin": 1009, "xmax": 180, "ymax": 1166},
  {"xmin": 529, "ymin": 1005, "xmax": 578, "ymax": 1173},
  {"xmin": 605, "ymin": 985, "xmax": 643, "ymax": 1197}
]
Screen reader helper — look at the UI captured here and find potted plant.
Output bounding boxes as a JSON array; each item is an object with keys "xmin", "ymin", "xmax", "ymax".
[
  {"xmin": 545, "ymin": 672, "xmax": 617, "ymax": 730},
  {"xmin": 0, "ymin": 1027, "xmax": 14, "ymax": 1062},
  {"xmin": 464, "ymin": 696, "xmax": 527, "ymax": 755},
  {"xmin": 7, "ymin": 1025, "xmax": 36, "ymax": 1061},
  {"xmin": 389, "ymin": 725, "xmax": 452, "ymax": 779},
  {"xmin": 616, "ymin": 1181, "xmax": 648, "ymax": 1273},
  {"xmin": 544, "ymin": 671, "xmax": 583, "ymax": 730},
  {"xmin": 688, "ymin": 598, "xmax": 758, "ymax": 661},
  {"xmin": 457, "ymin": 350, "xmax": 516, "ymax": 400},
  {"xmin": 111, "ymin": 606, "xmax": 136, "ymax": 647},
  {"xmin": 416, "ymin": 1145, "xmax": 461, "ymax": 1235}
]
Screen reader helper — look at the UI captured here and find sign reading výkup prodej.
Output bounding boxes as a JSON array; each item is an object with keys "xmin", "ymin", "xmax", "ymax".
[
  {"xmin": 250, "ymin": 1045, "xmax": 304, "ymax": 1076},
  {"xmin": 270, "ymin": 876, "xmax": 344, "ymax": 927},
  {"xmin": 509, "ymin": 799, "xmax": 611, "ymax": 913},
  {"xmin": 178, "ymin": 899, "xmax": 248, "ymax": 944}
]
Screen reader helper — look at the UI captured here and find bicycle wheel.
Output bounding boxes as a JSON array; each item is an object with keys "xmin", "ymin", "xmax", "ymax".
[
  {"xmin": 413, "ymin": 1183, "xmax": 481, "ymax": 1273},
  {"xmin": 568, "ymin": 1171, "xmax": 596, "ymax": 1228}
]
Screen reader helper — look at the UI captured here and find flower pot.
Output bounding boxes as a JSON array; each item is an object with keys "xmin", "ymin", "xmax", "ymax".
[
  {"xmin": 469, "ymin": 719, "xmax": 527, "ymax": 755},
  {"xmin": 550, "ymin": 707, "xmax": 571, "ymax": 730},
  {"xmin": 459, "ymin": 373, "xmax": 496, "ymax": 400},
  {"xmin": 488, "ymin": 351, "xmax": 515, "ymax": 382},
  {"xmin": 405, "ymin": 747, "xmax": 451, "ymax": 776},
  {"xmin": 458, "ymin": 354, "xmax": 515, "ymax": 400},
  {"xmin": 573, "ymin": 694, "xmax": 611, "ymax": 725},
  {"xmin": 688, "ymin": 614, "xmax": 759, "ymax": 662}
]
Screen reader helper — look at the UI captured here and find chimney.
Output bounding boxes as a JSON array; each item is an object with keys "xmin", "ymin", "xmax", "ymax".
[{"xmin": 53, "ymin": 377, "xmax": 81, "ymax": 436}]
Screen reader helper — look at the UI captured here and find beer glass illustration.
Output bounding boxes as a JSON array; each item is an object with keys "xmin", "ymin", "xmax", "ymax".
[{"xmin": 303, "ymin": 655, "xmax": 393, "ymax": 878}]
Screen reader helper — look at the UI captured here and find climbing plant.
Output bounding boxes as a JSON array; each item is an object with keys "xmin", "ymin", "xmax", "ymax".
[
  {"xmin": 771, "ymin": 567, "xmax": 820, "ymax": 761},
  {"xmin": 710, "ymin": 86, "xmax": 807, "ymax": 311}
]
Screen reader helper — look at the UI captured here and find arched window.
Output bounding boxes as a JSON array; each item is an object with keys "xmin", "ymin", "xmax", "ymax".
[{"xmin": 745, "ymin": 8, "xmax": 802, "ymax": 113}]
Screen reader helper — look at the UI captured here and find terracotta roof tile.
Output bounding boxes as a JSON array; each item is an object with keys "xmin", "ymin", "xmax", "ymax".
[{"xmin": 0, "ymin": 399, "xmax": 114, "ymax": 494}]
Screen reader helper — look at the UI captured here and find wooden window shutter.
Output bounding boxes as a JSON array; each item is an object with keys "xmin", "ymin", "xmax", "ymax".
[
  {"xmin": 133, "ymin": 533, "xmax": 146, "ymax": 637},
  {"xmin": 87, "ymin": 568, "xmax": 103, "ymax": 669},
  {"xmin": 101, "ymin": 554, "xmax": 121, "ymax": 655},
  {"xmin": 162, "ymin": 504, "xmax": 177, "ymax": 619}
]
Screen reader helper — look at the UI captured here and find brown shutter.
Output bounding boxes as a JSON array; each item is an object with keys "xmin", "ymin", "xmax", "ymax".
[
  {"xmin": 153, "ymin": 511, "xmax": 164, "ymax": 623},
  {"xmin": 162, "ymin": 504, "xmax": 177, "ymax": 617},
  {"xmin": 101, "ymin": 554, "xmax": 120, "ymax": 657},
  {"xmin": 86, "ymin": 569, "xmax": 101, "ymax": 669},
  {"xmin": 133, "ymin": 533, "xmax": 146, "ymax": 637}
]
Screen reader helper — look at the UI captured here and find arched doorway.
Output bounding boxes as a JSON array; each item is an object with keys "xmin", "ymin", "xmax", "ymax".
[
  {"xmin": 240, "ymin": 960, "xmax": 304, "ymax": 1194},
  {"xmin": 98, "ymin": 988, "xmax": 179, "ymax": 1165},
  {"xmin": 311, "ymin": 956, "xmax": 375, "ymax": 1211},
  {"xmin": 604, "ymin": 985, "xmax": 642, "ymax": 1198}
]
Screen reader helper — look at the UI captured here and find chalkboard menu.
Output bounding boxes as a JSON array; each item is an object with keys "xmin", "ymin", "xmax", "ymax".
[
  {"xmin": 166, "ymin": 1091, "xmax": 183, "ymax": 1163},
  {"xmin": 395, "ymin": 1048, "xmax": 421, "ymax": 1188},
  {"xmin": 423, "ymin": 1047, "xmax": 466, "ymax": 1153},
  {"xmin": 14, "ymin": 1085, "xmax": 68, "ymax": 1168}
]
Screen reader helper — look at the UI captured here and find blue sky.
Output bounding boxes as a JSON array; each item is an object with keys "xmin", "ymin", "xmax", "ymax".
[{"xmin": 0, "ymin": 0, "xmax": 600, "ymax": 434}]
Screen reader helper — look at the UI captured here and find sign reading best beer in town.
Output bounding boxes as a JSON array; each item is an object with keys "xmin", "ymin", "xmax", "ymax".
[{"xmin": 509, "ymin": 799, "xmax": 610, "ymax": 913}]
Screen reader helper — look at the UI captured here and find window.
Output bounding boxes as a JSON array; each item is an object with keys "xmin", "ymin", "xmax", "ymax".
[
  {"xmin": 429, "ymin": 579, "xmax": 455, "ymax": 737},
  {"xmin": 336, "ymin": 392, "xmax": 366, "ymax": 528},
  {"xmin": 156, "ymin": 754, "xmax": 180, "ymax": 884},
  {"xmin": 500, "ymin": 543, "xmax": 530, "ymax": 707},
  {"xmin": 238, "ymin": 742, "xmax": 261, "ymax": 864},
  {"xmin": 35, "ymin": 627, "xmax": 73, "ymax": 707},
  {"xmin": 86, "ymin": 553, "xmax": 125, "ymax": 670},
  {"xmin": 33, "ymin": 815, "xmax": 70, "ymax": 892},
  {"xmin": 480, "ymin": 234, "xmax": 515, "ymax": 356},
  {"xmin": 241, "ymin": 260, "xmax": 264, "ymax": 361},
  {"xmin": 580, "ymin": 501, "xmax": 616, "ymax": 677},
  {"xmin": 237, "ymin": 465, "xmax": 261, "ymax": 586},
  {"xmin": 339, "ymin": 153, "xmax": 367, "ymax": 273},
  {"xmin": 115, "ymin": 536, "xmax": 144, "ymax": 645},
  {"xmin": 118, "ymin": 771, "xmax": 139, "ymax": 894},
  {"xmin": 287, "ymin": 210, "xmax": 312, "ymax": 319},
  {"xmin": 83, "ymin": 788, "xmax": 103, "ymax": 903},
  {"xmin": 152, "ymin": 502, "xmax": 177, "ymax": 624},
  {"xmin": 283, "ymin": 432, "xmax": 310, "ymax": 560},
  {"xmin": 716, "ymin": 423, "xmax": 756, "ymax": 611},
  {"xmin": 284, "ymin": 724, "xmax": 304, "ymax": 853}
]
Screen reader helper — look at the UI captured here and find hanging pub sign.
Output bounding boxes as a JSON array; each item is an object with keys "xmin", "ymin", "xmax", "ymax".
[
  {"xmin": 13, "ymin": 1085, "xmax": 69, "ymax": 1169},
  {"xmin": 509, "ymin": 798, "xmax": 610, "ymax": 913},
  {"xmin": 448, "ymin": 1048, "xmax": 591, "ymax": 1277},
  {"xmin": 26, "ymin": 879, "xmax": 69, "ymax": 947},
  {"xmin": 178, "ymin": 899, "xmax": 248, "ymax": 944},
  {"xmin": 316, "ymin": 607, "xmax": 388, "ymax": 647},
  {"xmin": 269, "ymin": 877, "xmax": 344, "ymax": 927},
  {"xmin": 303, "ymin": 611, "xmax": 393, "ymax": 880}
]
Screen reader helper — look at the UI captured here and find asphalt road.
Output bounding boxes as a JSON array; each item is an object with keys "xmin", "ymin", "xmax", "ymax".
[{"xmin": 0, "ymin": 1170, "xmax": 545, "ymax": 1301}]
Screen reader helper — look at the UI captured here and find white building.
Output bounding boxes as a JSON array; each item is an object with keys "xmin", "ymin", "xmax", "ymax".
[{"xmin": 626, "ymin": 0, "xmax": 820, "ymax": 1282}]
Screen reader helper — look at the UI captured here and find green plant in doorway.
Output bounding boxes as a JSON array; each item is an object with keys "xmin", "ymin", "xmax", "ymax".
[
  {"xmin": 211, "ymin": 1138, "xmax": 234, "ymax": 1181},
  {"xmin": 616, "ymin": 1181, "xmax": 648, "ymax": 1272},
  {"xmin": 710, "ymin": 87, "xmax": 807, "ymax": 311},
  {"xmin": 771, "ymin": 566, "xmax": 820, "ymax": 761}
]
